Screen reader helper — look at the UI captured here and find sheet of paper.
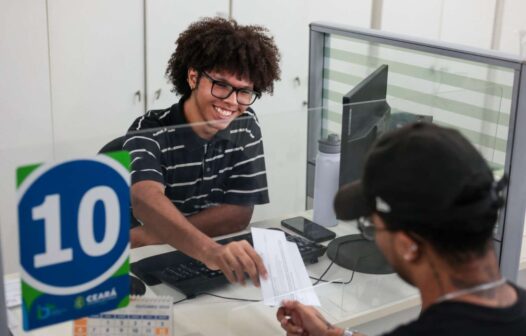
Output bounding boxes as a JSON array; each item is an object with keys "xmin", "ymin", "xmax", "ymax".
[
  {"xmin": 251, "ymin": 227, "xmax": 320, "ymax": 307},
  {"xmin": 4, "ymin": 277, "xmax": 21, "ymax": 308}
]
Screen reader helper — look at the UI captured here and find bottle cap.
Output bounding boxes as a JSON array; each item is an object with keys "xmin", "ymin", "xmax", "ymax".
[{"xmin": 318, "ymin": 133, "xmax": 341, "ymax": 154}]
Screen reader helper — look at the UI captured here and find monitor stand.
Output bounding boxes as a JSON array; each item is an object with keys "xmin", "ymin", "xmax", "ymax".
[{"xmin": 327, "ymin": 234, "xmax": 393, "ymax": 274}]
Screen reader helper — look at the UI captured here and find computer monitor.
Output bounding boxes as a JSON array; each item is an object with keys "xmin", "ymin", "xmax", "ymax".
[
  {"xmin": 327, "ymin": 65, "xmax": 393, "ymax": 274},
  {"xmin": 339, "ymin": 65, "xmax": 390, "ymax": 187}
]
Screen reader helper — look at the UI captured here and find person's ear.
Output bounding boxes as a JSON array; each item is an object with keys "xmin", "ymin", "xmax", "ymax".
[
  {"xmin": 393, "ymin": 232, "xmax": 419, "ymax": 262},
  {"xmin": 187, "ymin": 68, "xmax": 199, "ymax": 90}
]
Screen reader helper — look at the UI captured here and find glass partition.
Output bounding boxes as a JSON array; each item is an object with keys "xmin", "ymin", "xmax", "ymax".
[
  {"xmin": 0, "ymin": 105, "xmax": 315, "ymax": 334},
  {"xmin": 321, "ymin": 34, "xmax": 512, "ymax": 170},
  {"xmin": 227, "ymin": 281, "xmax": 344, "ymax": 336},
  {"xmin": 308, "ymin": 23, "xmax": 526, "ymax": 281}
]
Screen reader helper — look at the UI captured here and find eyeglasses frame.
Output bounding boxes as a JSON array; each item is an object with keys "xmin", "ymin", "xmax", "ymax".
[{"xmin": 200, "ymin": 71, "xmax": 261, "ymax": 106}]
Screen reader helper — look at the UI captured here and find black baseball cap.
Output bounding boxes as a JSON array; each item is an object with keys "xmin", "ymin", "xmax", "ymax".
[{"xmin": 334, "ymin": 122, "xmax": 505, "ymax": 229}]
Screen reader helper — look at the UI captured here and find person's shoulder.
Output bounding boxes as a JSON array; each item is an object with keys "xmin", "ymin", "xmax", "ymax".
[
  {"xmin": 225, "ymin": 108, "xmax": 263, "ymax": 144},
  {"xmin": 381, "ymin": 304, "xmax": 454, "ymax": 336},
  {"xmin": 510, "ymin": 282, "xmax": 526, "ymax": 309},
  {"xmin": 381, "ymin": 317, "xmax": 441, "ymax": 336},
  {"xmin": 240, "ymin": 107, "xmax": 260, "ymax": 126},
  {"xmin": 128, "ymin": 105, "xmax": 176, "ymax": 131},
  {"xmin": 234, "ymin": 107, "xmax": 262, "ymax": 134}
]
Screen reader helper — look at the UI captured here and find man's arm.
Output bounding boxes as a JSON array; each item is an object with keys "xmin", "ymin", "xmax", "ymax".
[
  {"xmin": 187, "ymin": 204, "xmax": 253, "ymax": 237},
  {"xmin": 131, "ymin": 180, "xmax": 267, "ymax": 286},
  {"xmin": 130, "ymin": 204, "xmax": 253, "ymax": 246}
]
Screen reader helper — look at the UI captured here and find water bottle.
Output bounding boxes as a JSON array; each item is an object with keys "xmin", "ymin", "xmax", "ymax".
[{"xmin": 313, "ymin": 133, "xmax": 341, "ymax": 227}]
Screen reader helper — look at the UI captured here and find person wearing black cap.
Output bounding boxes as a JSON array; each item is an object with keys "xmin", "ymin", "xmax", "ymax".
[{"xmin": 277, "ymin": 122, "xmax": 526, "ymax": 336}]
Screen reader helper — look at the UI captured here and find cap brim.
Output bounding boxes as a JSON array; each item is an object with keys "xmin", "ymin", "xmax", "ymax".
[{"xmin": 334, "ymin": 180, "xmax": 371, "ymax": 220}]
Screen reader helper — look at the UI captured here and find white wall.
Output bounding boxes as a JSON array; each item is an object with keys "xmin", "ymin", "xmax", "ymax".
[
  {"xmin": 382, "ymin": 0, "xmax": 444, "ymax": 39},
  {"xmin": 0, "ymin": 0, "xmax": 54, "ymax": 273},
  {"xmin": 48, "ymin": 0, "xmax": 146, "ymax": 160},
  {"xmin": 307, "ymin": 0, "xmax": 372, "ymax": 28},
  {"xmin": 440, "ymin": 0, "xmax": 496, "ymax": 49},
  {"xmin": 498, "ymin": 0, "xmax": 526, "ymax": 56},
  {"xmin": 145, "ymin": 0, "xmax": 229, "ymax": 110},
  {"xmin": 381, "ymin": 0, "xmax": 496, "ymax": 49}
]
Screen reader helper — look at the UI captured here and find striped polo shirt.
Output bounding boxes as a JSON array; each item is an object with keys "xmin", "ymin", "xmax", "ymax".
[{"xmin": 123, "ymin": 97, "xmax": 269, "ymax": 216}]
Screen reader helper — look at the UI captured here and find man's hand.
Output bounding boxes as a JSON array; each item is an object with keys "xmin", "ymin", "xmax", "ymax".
[
  {"xmin": 276, "ymin": 300, "xmax": 344, "ymax": 336},
  {"xmin": 203, "ymin": 240, "xmax": 268, "ymax": 286}
]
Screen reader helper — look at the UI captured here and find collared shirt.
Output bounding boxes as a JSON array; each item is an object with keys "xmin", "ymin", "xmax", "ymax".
[{"xmin": 123, "ymin": 97, "xmax": 269, "ymax": 216}]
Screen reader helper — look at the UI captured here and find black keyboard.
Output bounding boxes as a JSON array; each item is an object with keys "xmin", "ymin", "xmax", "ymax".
[{"xmin": 131, "ymin": 230, "xmax": 327, "ymax": 298}]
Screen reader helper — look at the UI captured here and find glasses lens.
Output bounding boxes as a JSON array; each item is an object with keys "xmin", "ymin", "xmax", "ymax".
[
  {"xmin": 359, "ymin": 218, "xmax": 375, "ymax": 241},
  {"xmin": 208, "ymin": 77, "xmax": 259, "ymax": 106},
  {"xmin": 237, "ymin": 89, "xmax": 257, "ymax": 105},
  {"xmin": 211, "ymin": 81, "xmax": 233, "ymax": 99}
]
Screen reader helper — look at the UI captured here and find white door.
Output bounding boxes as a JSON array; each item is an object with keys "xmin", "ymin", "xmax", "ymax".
[
  {"xmin": 381, "ymin": 0, "xmax": 496, "ymax": 48},
  {"xmin": 47, "ymin": 0, "xmax": 145, "ymax": 159},
  {"xmin": 234, "ymin": 1, "xmax": 310, "ymax": 220},
  {"xmin": 0, "ymin": 0, "xmax": 55, "ymax": 274},
  {"xmin": 145, "ymin": 0, "xmax": 229, "ymax": 110}
]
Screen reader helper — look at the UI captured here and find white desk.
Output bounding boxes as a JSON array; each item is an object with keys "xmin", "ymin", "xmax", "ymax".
[{"xmin": 7, "ymin": 217, "xmax": 421, "ymax": 335}]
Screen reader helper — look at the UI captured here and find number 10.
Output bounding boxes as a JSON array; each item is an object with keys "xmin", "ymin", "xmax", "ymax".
[{"xmin": 31, "ymin": 186, "xmax": 121, "ymax": 268}]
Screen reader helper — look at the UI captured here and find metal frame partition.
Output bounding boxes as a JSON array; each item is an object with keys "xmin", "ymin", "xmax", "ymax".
[{"xmin": 307, "ymin": 22, "xmax": 526, "ymax": 281}]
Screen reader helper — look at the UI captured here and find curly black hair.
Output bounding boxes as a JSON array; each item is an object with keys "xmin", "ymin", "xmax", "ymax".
[{"xmin": 166, "ymin": 17, "xmax": 281, "ymax": 97}]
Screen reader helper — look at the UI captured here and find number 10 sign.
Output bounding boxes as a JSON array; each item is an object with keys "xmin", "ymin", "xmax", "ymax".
[{"xmin": 17, "ymin": 152, "xmax": 130, "ymax": 330}]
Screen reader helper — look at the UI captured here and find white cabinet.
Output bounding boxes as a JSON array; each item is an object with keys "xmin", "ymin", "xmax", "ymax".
[
  {"xmin": 47, "ymin": 0, "xmax": 234, "ymax": 158},
  {"xmin": 381, "ymin": 0, "xmax": 497, "ymax": 49},
  {"xmin": 234, "ymin": 1, "xmax": 310, "ymax": 221},
  {"xmin": 499, "ymin": 0, "xmax": 526, "ymax": 55},
  {"xmin": 0, "ymin": 0, "xmax": 54, "ymax": 274},
  {"xmin": 145, "ymin": 0, "xmax": 229, "ymax": 110},
  {"xmin": 47, "ymin": 0, "xmax": 145, "ymax": 159}
]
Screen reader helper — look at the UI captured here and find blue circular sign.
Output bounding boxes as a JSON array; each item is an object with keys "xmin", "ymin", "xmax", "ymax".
[{"xmin": 18, "ymin": 156, "xmax": 129, "ymax": 294}]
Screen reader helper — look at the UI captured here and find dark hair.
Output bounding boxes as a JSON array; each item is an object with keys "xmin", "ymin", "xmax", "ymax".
[
  {"xmin": 166, "ymin": 17, "xmax": 281, "ymax": 97},
  {"xmin": 382, "ymin": 181, "xmax": 501, "ymax": 265}
]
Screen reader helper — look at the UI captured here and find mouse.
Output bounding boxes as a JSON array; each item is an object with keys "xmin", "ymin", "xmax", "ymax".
[{"xmin": 130, "ymin": 275, "xmax": 146, "ymax": 296}]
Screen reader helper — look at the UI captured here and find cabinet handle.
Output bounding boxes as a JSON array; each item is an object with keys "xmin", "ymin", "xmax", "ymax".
[
  {"xmin": 134, "ymin": 90, "xmax": 142, "ymax": 103},
  {"xmin": 293, "ymin": 76, "xmax": 301, "ymax": 87},
  {"xmin": 154, "ymin": 89, "xmax": 162, "ymax": 100}
]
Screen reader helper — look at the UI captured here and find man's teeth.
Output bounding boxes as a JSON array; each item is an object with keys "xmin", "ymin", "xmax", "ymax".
[{"xmin": 215, "ymin": 106, "xmax": 233, "ymax": 116}]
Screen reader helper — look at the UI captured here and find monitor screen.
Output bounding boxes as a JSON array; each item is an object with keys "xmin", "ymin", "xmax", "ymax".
[
  {"xmin": 327, "ymin": 65, "xmax": 393, "ymax": 275},
  {"xmin": 339, "ymin": 65, "xmax": 391, "ymax": 187}
]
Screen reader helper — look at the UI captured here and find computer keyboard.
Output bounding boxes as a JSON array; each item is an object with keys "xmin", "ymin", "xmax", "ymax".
[{"xmin": 131, "ymin": 229, "xmax": 327, "ymax": 298}]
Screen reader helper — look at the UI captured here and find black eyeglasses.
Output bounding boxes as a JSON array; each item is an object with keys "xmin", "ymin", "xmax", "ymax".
[
  {"xmin": 201, "ymin": 71, "xmax": 261, "ymax": 106},
  {"xmin": 357, "ymin": 217, "xmax": 390, "ymax": 241}
]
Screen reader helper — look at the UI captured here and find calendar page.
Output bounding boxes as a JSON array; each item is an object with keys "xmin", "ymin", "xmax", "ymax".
[{"xmin": 73, "ymin": 296, "xmax": 172, "ymax": 336}]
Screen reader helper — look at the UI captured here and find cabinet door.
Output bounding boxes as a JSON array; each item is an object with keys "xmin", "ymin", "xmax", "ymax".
[
  {"xmin": 235, "ymin": 1, "xmax": 309, "ymax": 114},
  {"xmin": 234, "ymin": 1, "xmax": 310, "ymax": 220},
  {"xmin": 0, "ymin": 0, "xmax": 54, "ymax": 274},
  {"xmin": 48, "ymin": 0, "xmax": 145, "ymax": 158},
  {"xmin": 382, "ymin": 0, "xmax": 496, "ymax": 49},
  {"xmin": 145, "ymin": 0, "xmax": 229, "ymax": 110}
]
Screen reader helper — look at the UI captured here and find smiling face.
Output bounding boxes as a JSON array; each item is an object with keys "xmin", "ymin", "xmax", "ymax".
[{"xmin": 184, "ymin": 68, "xmax": 253, "ymax": 139}]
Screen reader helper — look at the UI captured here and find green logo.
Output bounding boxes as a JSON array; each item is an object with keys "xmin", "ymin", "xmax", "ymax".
[
  {"xmin": 74, "ymin": 296, "xmax": 85, "ymax": 309},
  {"xmin": 36, "ymin": 304, "xmax": 54, "ymax": 320}
]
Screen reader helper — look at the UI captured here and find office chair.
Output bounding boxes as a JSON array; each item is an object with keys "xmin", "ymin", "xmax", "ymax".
[
  {"xmin": 98, "ymin": 135, "xmax": 125, "ymax": 154},
  {"xmin": 98, "ymin": 135, "xmax": 141, "ymax": 229},
  {"xmin": 99, "ymin": 135, "xmax": 147, "ymax": 295}
]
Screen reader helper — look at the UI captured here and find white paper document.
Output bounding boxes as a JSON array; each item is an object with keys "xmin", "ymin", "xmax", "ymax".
[
  {"xmin": 251, "ymin": 227, "xmax": 320, "ymax": 307},
  {"xmin": 4, "ymin": 277, "xmax": 21, "ymax": 308}
]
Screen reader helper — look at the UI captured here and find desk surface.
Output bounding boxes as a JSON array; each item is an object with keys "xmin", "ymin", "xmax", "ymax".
[{"xmin": 8, "ymin": 216, "xmax": 421, "ymax": 336}]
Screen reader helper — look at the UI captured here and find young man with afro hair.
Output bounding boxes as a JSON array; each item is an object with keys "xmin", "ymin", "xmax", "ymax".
[{"xmin": 124, "ymin": 17, "xmax": 281, "ymax": 287}]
